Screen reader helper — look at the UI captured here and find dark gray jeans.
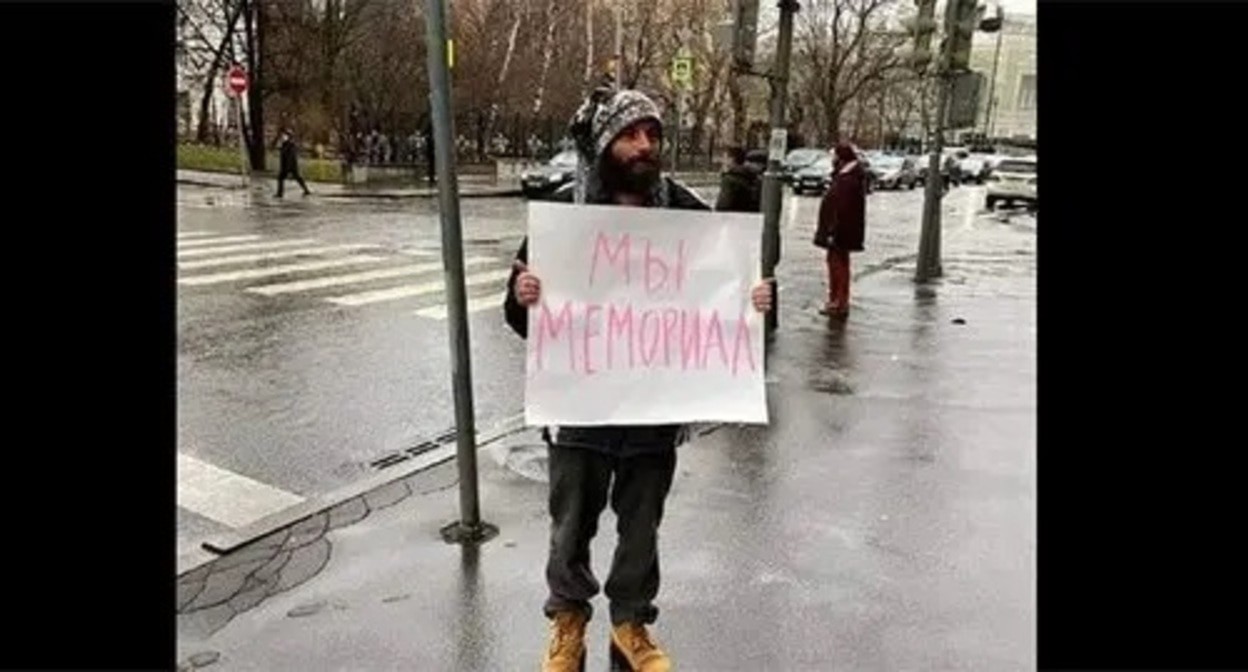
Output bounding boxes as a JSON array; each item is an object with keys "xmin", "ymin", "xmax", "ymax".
[{"xmin": 543, "ymin": 443, "xmax": 677, "ymax": 626}]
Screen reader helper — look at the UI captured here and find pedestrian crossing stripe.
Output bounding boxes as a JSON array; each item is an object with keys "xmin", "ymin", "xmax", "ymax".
[
  {"xmin": 327, "ymin": 268, "xmax": 513, "ymax": 307},
  {"xmin": 178, "ymin": 244, "xmax": 375, "ymax": 270},
  {"xmin": 174, "ymin": 231, "xmax": 515, "ymax": 318},
  {"xmin": 177, "ymin": 256, "xmax": 389, "ymax": 286},
  {"xmin": 246, "ymin": 257, "xmax": 495, "ymax": 296},
  {"xmin": 177, "ymin": 234, "xmax": 264, "ymax": 248},
  {"xmin": 415, "ymin": 291, "xmax": 507, "ymax": 319},
  {"xmin": 177, "ymin": 239, "xmax": 316, "ymax": 258}
]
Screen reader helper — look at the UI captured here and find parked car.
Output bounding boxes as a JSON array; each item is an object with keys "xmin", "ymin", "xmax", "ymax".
[
  {"xmin": 791, "ymin": 155, "xmax": 833, "ymax": 195},
  {"xmin": 985, "ymin": 156, "xmax": 1037, "ymax": 211},
  {"xmin": 780, "ymin": 148, "xmax": 828, "ymax": 184},
  {"xmin": 958, "ymin": 155, "xmax": 992, "ymax": 184},
  {"xmin": 867, "ymin": 154, "xmax": 919, "ymax": 190},
  {"xmin": 521, "ymin": 150, "xmax": 578, "ymax": 199}
]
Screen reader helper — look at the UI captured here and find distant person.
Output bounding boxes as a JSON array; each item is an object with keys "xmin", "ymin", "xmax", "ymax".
[
  {"xmin": 423, "ymin": 119, "xmax": 437, "ymax": 185},
  {"xmin": 813, "ymin": 143, "xmax": 867, "ymax": 318},
  {"xmin": 275, "ymin": 129, "xmax": 311, "ymax": 198},
  {"xmin": 714, "ymin": 146, "xmax": 764, "ymax": 213}
]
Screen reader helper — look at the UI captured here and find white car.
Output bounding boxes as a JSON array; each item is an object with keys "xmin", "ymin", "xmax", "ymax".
[{"xmin": 985, "ymin": 156, "xmax": 1037, "ymax": 211}]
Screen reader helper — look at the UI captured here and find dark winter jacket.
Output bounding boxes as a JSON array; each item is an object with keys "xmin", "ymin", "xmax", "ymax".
[
  {"xmin": 503, "ymin": 172, "xmax": 711, "ymax": 457},
  {"xmin": 279, "ymin": 139, "xmax": 299, "ymax": 173},
  {"xmin": 715, "ymin": 163, "xmax": 763, "ymax": 213},
  {"xmin": 814, "ymin": 161, "xmax": 867, "ymax": 252}
]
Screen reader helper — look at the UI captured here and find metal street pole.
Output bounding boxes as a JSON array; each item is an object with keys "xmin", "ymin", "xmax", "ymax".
[
  {"xmin": 984, "ymin": 22, "xmax": 1004, "ymax": 138},
  {"xmin": 759, "ymin": 0, "xmax": 799, "ymax": 335},
  {"xmin": 916, "ymin": 0, "xmax": 965, "ymax": 284},
  {"xmin": 916, "ymin": 72, "xmax": 949, "ymax": 282},
  {"xmin": 424, "ymin": 0, "xmax": 495, "ymax": 545}
]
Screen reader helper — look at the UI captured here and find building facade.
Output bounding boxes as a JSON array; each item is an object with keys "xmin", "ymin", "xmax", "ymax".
[{"xmin": 968, "ymin": 12, "xmax": 1036, "ymax": 141}]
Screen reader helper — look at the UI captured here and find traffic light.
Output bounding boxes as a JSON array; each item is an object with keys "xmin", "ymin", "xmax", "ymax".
[
  {"xmin": 899, "ymin": 0, "xmax": 939, "ymax": 72},
  {"xmin": 944, "ymin": 0, "xmax": 985, "ymax": 73}
]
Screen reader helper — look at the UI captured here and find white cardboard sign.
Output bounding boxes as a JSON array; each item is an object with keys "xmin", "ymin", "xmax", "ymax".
[{"xmin": 524, "ymin": 202, "xmax": 768, "ymax": 426}]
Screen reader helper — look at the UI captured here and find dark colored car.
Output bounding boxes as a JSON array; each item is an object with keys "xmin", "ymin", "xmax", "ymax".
[
  {"xmin": 791, "ymin": 155, "xmax": 833, "ymax": 195},
  {"xmin": 521, "ymin": 150, "xmax": 578, "ymax": 199}
]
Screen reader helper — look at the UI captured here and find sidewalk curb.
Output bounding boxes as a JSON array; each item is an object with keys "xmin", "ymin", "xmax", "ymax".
[
  {"xmin": 177, "ymin": 414, "xmax": 529, "ymax": 577},
  {"xmin": 175, "ymin": 177, "xmax": 522, "ymax": 200}
]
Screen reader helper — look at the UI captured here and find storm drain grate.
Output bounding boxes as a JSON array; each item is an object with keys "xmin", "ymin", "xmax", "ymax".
[{"xmin": 369, "ymin": 428, "xmax": 459, "ymax": 471}]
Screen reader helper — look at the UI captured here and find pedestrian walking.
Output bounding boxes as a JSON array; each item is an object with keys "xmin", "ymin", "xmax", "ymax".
[
  {"xmin": 504, "ymin": 89, "xmax": 773, "ymax": 672},
  {"xmin": 274, "ymin": 128, "xmax": 311, "ymax": 198},
  {"xmin": 813, "ymin": 142, "xmax": 867, "ymax": 317}
]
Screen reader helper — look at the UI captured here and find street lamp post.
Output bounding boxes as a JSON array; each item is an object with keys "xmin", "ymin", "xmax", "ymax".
[
  {"xmin": 759, "ymin": 0, "xmax": 799, "ymax": 336},
  {"xmin": 982, "ymin": 11, "xmax": 1004, "ymax": 139}
]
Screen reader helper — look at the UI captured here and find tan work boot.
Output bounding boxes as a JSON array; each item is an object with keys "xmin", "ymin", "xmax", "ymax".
[
  {"xmin": 542, "ymin": 610, "xmax": 588, "ymax": 672},
  {"xmin": 609, "ymin": 622, "xmax": 671, "ymax": 671}
]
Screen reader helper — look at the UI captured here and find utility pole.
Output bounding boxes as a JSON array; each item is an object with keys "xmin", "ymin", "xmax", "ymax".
[
  {"xmin": 758, "ymin": 0, "xmax": 799, "ymax": 335},
  {"xmin": 913, "ymin": 0, "xmax": 984, "ymax": 283},
  {"xmin": 982, "ymin": 8, "xmax": 1005, "ymax": 139},
  {"xmin": 424, "ymin": 0, "xmax": 496, "ymax": 545}
]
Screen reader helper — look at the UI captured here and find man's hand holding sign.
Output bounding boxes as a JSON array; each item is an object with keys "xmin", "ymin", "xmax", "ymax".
[{"xmin": 518, "ymin": 203, "xmax": 771, "ymax": 426}]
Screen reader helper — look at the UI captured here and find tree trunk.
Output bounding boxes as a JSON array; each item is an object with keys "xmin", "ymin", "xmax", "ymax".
[
  {"xmin": 850, "ymin": 92, "xmax": 863, "ymax": 143},
  {"xmin": 485, "ymin": 11, "xmax": 522, "ymax": 147},
  {"xmin": 530, "ymin": 0, "xmax": 558, "ymax": 117},
  {"xmin": 584, "ymin": 0, "xmax": 594, "ymax": 83},
  {"xmin": 824, "ymin": 100, "xmax": 842, "ymax": 147},
  {"xmin": 728, "ymin": 68, "xmax": 746, "ymax": 147}
]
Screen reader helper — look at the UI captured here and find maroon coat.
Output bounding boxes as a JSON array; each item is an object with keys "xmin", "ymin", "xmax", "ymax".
[{"xmin": 813, "ymin": 162, "xmax": 867, "ymax": 252}]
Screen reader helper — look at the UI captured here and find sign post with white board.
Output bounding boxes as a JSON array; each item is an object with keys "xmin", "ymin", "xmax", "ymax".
[{"xmin": 524, "ymin": 202, "xmax": 767, "ymax": 426}]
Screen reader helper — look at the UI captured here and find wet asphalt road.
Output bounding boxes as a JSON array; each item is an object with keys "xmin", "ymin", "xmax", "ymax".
[{"xmin": 176, "ymin": 180, "xmax": 1030, "ymax": 553}]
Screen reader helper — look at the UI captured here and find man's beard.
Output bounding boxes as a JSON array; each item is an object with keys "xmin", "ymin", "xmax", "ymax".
[{"xmin": 600, "ymin": 153, "xmax": 661, "ymax": 197}]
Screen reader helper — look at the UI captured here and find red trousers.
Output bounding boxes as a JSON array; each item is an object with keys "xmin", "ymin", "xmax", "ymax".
[{"xmin": 825, "ymin": 249, "xmax": 851, "ymax": 311}]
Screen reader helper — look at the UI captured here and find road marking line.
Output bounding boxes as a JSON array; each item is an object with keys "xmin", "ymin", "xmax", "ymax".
[
  {"xmin": 327, "ymin": 268, "xmax": 512, "ymax": 306},
  {"xmin": 400, "ymin": 247, "xmax": 440, "ymax": 257},
  {"xmin": 178, "ymin": 239, "xmax": 316, "ymax": 258},
  {"xmin": 178, "ymin": 244, "xmax": 375, "ymax": 270},
  {"xmin": 246, "ymin": 257, "xmax": 495, "ymax": 296},
  {"xmin": 177, "ymin": 453, "xmax": 304, "ymax": 529},
  {"xmin": 964, "ymin": 185, "xmax": 979, "ymax": 229},
  {"xmin": 178, "ymin": 256, "xmax": 387, "ymax": 285},
  {"xmin": 177, "ymin": 231, "xmax": 218, "ymax": 239},
  {"xmin": 177, "ymin": 234, "xmax": 264, "ymax": 248},
  {"xmin": 415, "ymin": 291, "xmax": 508, "ymax": 319}
]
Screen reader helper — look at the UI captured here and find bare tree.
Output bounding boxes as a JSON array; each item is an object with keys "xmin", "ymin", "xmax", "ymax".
[
  {"xmin": 178, "ymin": 0, "xmax": 244, "ymax": 144},
  {"xmin": 793, "ymin": 0, "xmax": 905, "ymax": 145},
  {"xmin": 529, "ymin": 0, "xmax": 560, "ymax": 117}
]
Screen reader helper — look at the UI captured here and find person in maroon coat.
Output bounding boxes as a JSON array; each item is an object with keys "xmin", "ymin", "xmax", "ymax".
[{"xmin": 813, "ymin": 143, "xmax": 867, "ymax": 317}]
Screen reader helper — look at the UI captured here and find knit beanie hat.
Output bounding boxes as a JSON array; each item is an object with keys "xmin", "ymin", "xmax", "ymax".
[{"xmin": 591, "ymin": 90, "xmax": 663, "ymax": 159}]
